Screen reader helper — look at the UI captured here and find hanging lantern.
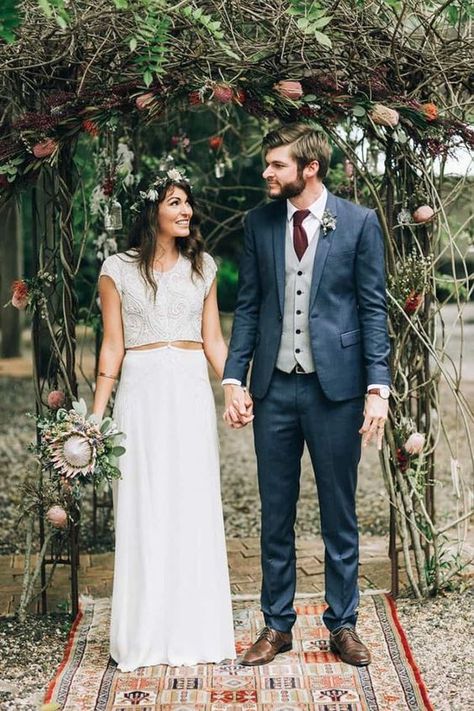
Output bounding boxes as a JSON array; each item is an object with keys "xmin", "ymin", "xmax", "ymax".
[
  {"xmin": 104, "ymin": 200, "xmax": 123, "ymax": 231},
  {"xmin": 214, "ymin": 161, "xmax": 226, "ymax": 179}
]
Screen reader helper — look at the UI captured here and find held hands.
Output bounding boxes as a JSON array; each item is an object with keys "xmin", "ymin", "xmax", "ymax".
[
  {"xmin": 223, "ymin": 385, "xmax": 254, "ymax": 429},
  {"xmin": 359, "ymin": 394, "xmax": 389, "ymax": 450}
]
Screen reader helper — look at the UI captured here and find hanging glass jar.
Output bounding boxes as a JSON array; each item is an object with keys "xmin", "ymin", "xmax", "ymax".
[{"xmin": 104, "ymin": 199, "xmax": 123, "ymax": 231}]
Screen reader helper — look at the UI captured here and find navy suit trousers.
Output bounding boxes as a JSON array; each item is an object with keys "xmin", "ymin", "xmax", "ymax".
[{"xmin": 253, "ymin": 368, "xmax": 365, "ymax": 633}]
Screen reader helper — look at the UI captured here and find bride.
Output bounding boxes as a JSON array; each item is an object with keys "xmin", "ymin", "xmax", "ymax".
[{"xmin": 92, "ymin": 169, "xmax": 239, "ymax": 671}]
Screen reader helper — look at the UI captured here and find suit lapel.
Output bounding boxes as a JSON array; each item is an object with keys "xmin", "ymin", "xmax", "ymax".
[
  {"xmin": 271, "ymin": 201, "xmax": 287, "ymax": 316},
  {"xmin": 309, "ymin": 191, "xmax": 338, "ymax": 311}
]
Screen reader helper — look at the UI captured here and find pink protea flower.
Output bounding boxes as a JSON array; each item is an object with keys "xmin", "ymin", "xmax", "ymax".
[
  {"xmin": 404, "ymin": 432, "xmax": 425, "ymax": 455},
  {"xmin": 46, "ymin": 505, "xmax": 68, "ymax": 529},
  {"xmin": 344, "ymin": 159, "xmax": 354, "ymax": 178},
  {"xmin": 212, "ymin": 83, "xmax": 234, "ymax": 103},
  {"xmin": 404, "ymin": 290, "xmax": 424, "ymax": 315},
  {"xmin": 412, "ymin": 205, "xmax": 434, "ymax": 223},
  {"xmin": 274, "ymin": 80, "xmax": 303, "ymax": 100},
  {"xmin": 51, "ymin": 432, "xmax": 95, "ymax": 479},
  {"xmin": 47, "ymin": 390, "xmax": 66, "ymax": 410},
  {"xmin": 32, "ymin": 139, "xmax": 58, "ymax": 159},
  {"xmin": 135, "ymin": 92, "xmax": 155, "ymax": 110},
  {"xmin": 369, "ymin": 104, "xmax": 400, "ymax": 128},
  {"xmin": 11, "ymin": 280, "xmax": 29, "ymax": 309}
]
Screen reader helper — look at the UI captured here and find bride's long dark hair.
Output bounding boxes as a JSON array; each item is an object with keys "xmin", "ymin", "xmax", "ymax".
[{"xmin": 127, "ymin": 179, "xmax": 204, "ymax": 296}]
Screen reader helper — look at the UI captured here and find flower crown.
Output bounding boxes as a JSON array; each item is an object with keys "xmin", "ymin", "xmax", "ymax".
[{"xmin": 131, "ymin": 168, "xmax": 190, "ymax": 212}]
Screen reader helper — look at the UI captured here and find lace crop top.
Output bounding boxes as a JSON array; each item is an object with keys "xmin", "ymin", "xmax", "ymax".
[{"xmin": 99, "ymin": 250, "xmax": 217, "ymax": 348}]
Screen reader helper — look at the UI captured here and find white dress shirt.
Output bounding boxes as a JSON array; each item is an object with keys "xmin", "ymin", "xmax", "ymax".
[{"xmin": 223, "ymin": 188, "xmax": 383, "ymax": 392}]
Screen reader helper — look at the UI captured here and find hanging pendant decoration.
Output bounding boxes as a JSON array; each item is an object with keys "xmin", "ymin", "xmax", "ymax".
[{"xmin": 104, "ymin": 199, "xmax": 123, "ymax": 231}]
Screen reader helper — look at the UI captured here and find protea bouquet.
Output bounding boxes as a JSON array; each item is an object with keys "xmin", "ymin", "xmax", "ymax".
[{"xmin": 35, "ymin": 398, "xmax": 125, "ymax": 490}]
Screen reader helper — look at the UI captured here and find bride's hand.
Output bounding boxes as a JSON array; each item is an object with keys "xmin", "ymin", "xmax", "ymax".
[{"xmin": 223, "ymin": 385, "xmax": 254, "ymax": 428}]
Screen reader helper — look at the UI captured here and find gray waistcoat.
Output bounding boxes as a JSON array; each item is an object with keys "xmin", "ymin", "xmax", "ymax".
[{"xmin": 275, "ymin": 222, "xmax": 319, "ymax": 373}]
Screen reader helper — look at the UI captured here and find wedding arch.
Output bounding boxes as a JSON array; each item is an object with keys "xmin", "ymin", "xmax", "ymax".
[{"xmin": 1, "ymin": 0, "xmax": 473, "ymax": 617}]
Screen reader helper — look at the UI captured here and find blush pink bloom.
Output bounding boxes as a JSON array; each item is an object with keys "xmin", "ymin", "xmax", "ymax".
[
  {"xmin": 344, "ymin": 159, "xmax": 354, "ymax": 178},
  {"xmin": 369, "ymin": 104, "xmax": 400, "ymax": 128},
  {"xmin": 135, "ymin": 92, "xmax": 155, "ymax": 110},
  {"xmin": 32, "ymin": 139, "xmax": 58, "ymax": 159},
  {"xmin": 274, "ymin": 80, "xmax": 303, "ymax": 100},
  {"xmin": 404, "ymin": 432, "xmax": 425, "ymax": 455},
  {"xmin": 46, "ymin": 505, "xmax": 68, "ymax": 529},
  {"xmin": 412, "ymin": 205, "xmax": 435, "ymax": 223},
  {"xmin": 11, "ymin": 280, "xmax": 29, "ymax": 309},
  {"xmin": 47, "ymin": 390, "xmax": 66, "ymax": 410}
]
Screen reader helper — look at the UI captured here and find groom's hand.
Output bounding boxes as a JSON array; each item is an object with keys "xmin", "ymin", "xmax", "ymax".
[
  {"xmin": 359, "ymin": 394, "xmax": 389, "ymax": 450},
  {"xmin": 223, "ymin": 385, "xmax": 254, "ymax": 428}
]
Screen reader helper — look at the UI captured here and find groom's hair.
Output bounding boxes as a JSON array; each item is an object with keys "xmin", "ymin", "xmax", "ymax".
[{"xmin": 262, "ymin": 123, "xmax": 332, "ymax": 179}]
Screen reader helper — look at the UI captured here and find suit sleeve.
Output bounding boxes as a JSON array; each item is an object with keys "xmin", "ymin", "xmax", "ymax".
[
  {"xmin": 223, "ymin": 213, "xmax": 261, "ymax": 384},
  {"xmin": 355, "ymin": 210, "xmax": 391, "ymax": 387}
]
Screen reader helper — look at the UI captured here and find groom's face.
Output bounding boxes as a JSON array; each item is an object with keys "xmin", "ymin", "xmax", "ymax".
[{"xmin": 262, "ymin": 145, "xmax": 306, "ymax": 200}]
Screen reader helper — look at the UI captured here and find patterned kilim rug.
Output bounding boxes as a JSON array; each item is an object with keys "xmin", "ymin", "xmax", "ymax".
[{"xmin": 44, "ymin": 595, "xmax": 433, "ymax": 710}]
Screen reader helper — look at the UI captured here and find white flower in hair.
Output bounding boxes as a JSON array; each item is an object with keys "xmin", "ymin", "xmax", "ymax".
[{"xmin": 167, "ymin": 168, "xmax": 187, "ymax": 182}]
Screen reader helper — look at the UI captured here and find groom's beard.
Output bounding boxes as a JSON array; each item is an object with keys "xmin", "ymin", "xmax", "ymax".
[{"xmin": 267, "ymin": 172, "xmax": 306, "ymax": 200}]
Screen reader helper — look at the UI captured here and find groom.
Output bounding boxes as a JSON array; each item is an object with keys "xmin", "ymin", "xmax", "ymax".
[{"xmin": 223, "ymin": 123, "xmax": 391, "ymax": 667}]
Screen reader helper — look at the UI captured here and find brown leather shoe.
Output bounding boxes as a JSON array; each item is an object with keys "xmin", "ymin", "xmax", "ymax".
[
  {"xmin": 240, "ymin": 626, "xmax": 292, "ymax": 666},
  {"xmin": 329, "ymin": 627, "xmax": 371, "ymax": 666}
]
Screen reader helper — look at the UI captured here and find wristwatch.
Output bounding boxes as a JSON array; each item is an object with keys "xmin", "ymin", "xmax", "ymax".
[{"xmin": 368, "ymin": 386, "xmax": 390, "ymax": 399}]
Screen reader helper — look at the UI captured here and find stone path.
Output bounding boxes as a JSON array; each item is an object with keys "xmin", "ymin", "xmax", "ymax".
[{"xmin": 0, "ymin": 536, "xmax": 399, "ymax": 617}]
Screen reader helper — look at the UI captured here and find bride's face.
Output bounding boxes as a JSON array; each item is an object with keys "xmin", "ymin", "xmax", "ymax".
[{"xmin": 157, "ymin": 186, "xmax": 193, "ymax": 238}]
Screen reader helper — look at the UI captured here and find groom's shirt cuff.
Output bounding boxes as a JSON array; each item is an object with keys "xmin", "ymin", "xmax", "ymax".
[
  {"xmin": 222, "ymin": 378, "xmax": 242, "ymax": 387},
  {"xmin": 367, "ymin": 383, "xmax": 384, "ymax": 391}
]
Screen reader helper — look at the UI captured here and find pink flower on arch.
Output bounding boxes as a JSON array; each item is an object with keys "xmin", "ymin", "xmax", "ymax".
[{"xmin": 32, "ymin": 139, "xmax": 58, "ymax": 159}]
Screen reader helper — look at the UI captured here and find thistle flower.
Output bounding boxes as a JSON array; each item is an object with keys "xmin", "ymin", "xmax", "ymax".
[
  {"xmin": 208, "ymin": 135, "xmax": 223, "ymax": 151},
  {"xmin": 421, "ymin": 103, "xmax": 438, "ymax": 122},
  {"xmin": 11, "ymin": 280, "xmax": 29, "ymax": 310},
  {"xmin": 212, "ymin": 83, "xmax": 234, "ymax": 103},
  {"xmin": 404, "ymin": 432, "xmax": 425, "ymax": 455},
  {"xmin": 82, "ymin": 119, "xmax": 99, "ymax": 137},
  {"xmin": 47, "ymin": 390, "xmax": 66, "ymax": 410},
  {"xmin": 46, "ymin": 505, "xmax": 68, "ymax": 529}
]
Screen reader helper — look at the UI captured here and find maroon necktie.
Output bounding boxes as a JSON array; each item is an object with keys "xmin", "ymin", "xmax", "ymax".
[{"xmin": 293, "ymin": 209, "xmax": 310, "ymax": 261}]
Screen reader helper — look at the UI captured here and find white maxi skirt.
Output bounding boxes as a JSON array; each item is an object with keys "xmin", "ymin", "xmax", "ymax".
[{"xmin": 109, "ymin": 346, "xmax": 236, "ymax": 671}]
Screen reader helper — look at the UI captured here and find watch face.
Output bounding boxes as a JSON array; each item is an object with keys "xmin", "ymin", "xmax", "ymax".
[{"xmin": 380, "ymin": 386, "xmax": 390, "ymax": 399}]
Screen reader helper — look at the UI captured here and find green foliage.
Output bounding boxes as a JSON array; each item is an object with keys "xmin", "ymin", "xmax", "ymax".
[
  {"xmin": 0, "ymin": 0, "xmax": 22, "ymax": 43},
  {"xmin": 36, "ymin": 0, "xmax": 70, "ymax": 30},
  {"xmin": 286, "ymin": 0, "xmax": 333, "ymax": 48},
  {"xmin": 128, "ymin": 1, "xmax": 171, "ymax": 85},
  {"xmin": 217, "ymin": 259, "xmax": 239, "ymax": 313}
]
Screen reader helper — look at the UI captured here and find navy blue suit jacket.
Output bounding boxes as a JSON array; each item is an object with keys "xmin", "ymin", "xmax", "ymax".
[{"xmin": 223, "ymin": 191, "xmax": 391, "ymax": 401}]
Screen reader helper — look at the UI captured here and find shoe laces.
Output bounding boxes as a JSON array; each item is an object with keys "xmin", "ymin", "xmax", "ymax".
[
  {"xmin": 257, "ymin": 626, "xmax": 274, "ymax": 642},
  {"xmin": 341, "ymin": 627, "xmax": 361, "ymax": 643}
]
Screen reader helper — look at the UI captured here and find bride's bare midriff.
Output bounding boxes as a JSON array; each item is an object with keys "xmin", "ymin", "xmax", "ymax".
[{"xmin": 127, "ymin": 341, "xmax": 203, "ymax": 351}]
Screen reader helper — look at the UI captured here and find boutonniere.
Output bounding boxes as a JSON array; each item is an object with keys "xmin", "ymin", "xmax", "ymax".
[{"xmin": 320, "ymin": 209, "xmax": 337, "ymax": 236}]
